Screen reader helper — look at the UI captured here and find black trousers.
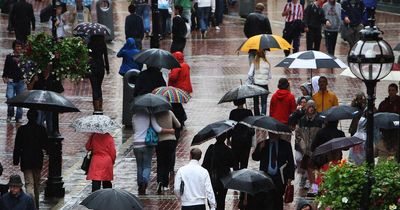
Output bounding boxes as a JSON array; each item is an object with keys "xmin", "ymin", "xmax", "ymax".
[
  {"xmin": 159, "ymin": 9, "xmax": 170, "ymax": 36},
  {"xmin": 232, "ymin": 146, "xmax": 251, "ymax": 170},
  {"xmin": 182, "ymin": 204, "xmax": 206, "ymax": 210},
  {"xmin": 171, "ymin": 38, "xmax": 187, "ymax": 53},
  {"xmin": 215, "ymin": 188, "xmax": 228, "ymax": 210},
  {"xmin": 324, "ymin": 31, "xmax": 338, "ymax": 56},
  {"xmin": 92, "ymin": 180, "xmax": 112, "ymax": 192},
  {"xmin": 306, "ymin": 27, "xmax": 322, "ymax": 51},
  {"xmin": 265, "ymin": 174, "xmax": 285, "ymax": 210},
  {"xmin": 89, "ymin": 68, "xmax": 105, "ymax": 100},
  {"xmin": 156, "ymin": 140, "xmax": 176, "ymax": 187}
]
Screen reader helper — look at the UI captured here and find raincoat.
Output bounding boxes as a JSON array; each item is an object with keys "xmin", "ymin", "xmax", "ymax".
[
  {"xmin": 86, "ymin": 133, "xmax": 116, "ymax": 181},
  {"xmin": 117, "ymin": 38, "xmax": 143, "ymax": 75},
  {"xmin": 270, "ymin": 89, "xmax": 296, "ymax": 124},
  {"xmin": 168, "ymin": 52, "xmax": 193, "ymax": 93}
]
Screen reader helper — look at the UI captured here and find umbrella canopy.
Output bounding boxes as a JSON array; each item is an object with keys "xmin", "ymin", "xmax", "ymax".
[
  {"xmin": 275, "ymin": 50, "xmax": 348, "ymax": 69},
  {"xmin": 152, "ymin": 86, "xmax": 191, "ymax": 103},
  {"xmin": 340, "ymin": 67, "xmax": 400, "ymax": 81},
  {"xmin": 313, "ymin": 136, "xmax": 364, "ymax": 156},
  {"xmin": 374, "ymin": 112, "xmax": 400, "ymax": 129},
  {"xmin": 191, "ymin": 120, "xmax": 236, "ymax": 145},
  {"xmin": 237, "ymin": 34, "xmax": 292, "ymax": 52},
  {"xmin": 394, "ymin": 43, "xmax": 400, "ymax": 51},
  {"xmin": 73, "ymin": 22, "xmax": 111, "ymax": 37},
  {"xmin": 6, "ymin": 90, "xmax": 79, "ymax": 113},
  {"xmin": 133, "ymin": 48, "xmax": 181, "ymax": 69},
  {"xmin": 80, "ymin": 188, "xmax": 143, "ymax": 210},
  {"xmin": 131, "ymin": 93, "xmax": 171, "ymax": 114},
  {"xmin": 71, "ymin": 115, "xmax": 121, "ymax": 134},
  {"xmin": 319, "ymin": 105, "xmax": 360, "ymax": 121},
  {"xmin": 221, "ymin": 169, "xmax": 275, "ymax": 195},
  {"xmin": 218, "ymin": 84, "xmax": 269, "ymax": 104},
  {"xmin": 240, "ymin": 116, "xmax": 292, "ymax": 135}
]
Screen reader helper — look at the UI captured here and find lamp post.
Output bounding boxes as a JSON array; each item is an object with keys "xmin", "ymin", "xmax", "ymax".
[
  {"xmin": 347, "ymin": 10, "xmax": 394, "ymax": 209},
  {"xmin": 150, "ymin": 0, "xmax": 160, "ymax": 48}
]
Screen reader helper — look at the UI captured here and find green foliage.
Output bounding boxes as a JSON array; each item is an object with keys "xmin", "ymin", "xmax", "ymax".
[
  {"xmin": 21, "ymin": 33, "xmax": 90, "ymax": 81},
  {"xmin": 317, "ymin": 160, "xmax": 400, "ymax": 210}
]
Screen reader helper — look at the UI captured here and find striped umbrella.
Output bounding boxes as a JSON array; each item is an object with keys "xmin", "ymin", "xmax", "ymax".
[
  {"xmin": 237, "ymin": 34, "xmax": 292, "ymax": 52},
  {"xmin": 152, "ymin": 86, "xmax": 191, "ymax": 103}
]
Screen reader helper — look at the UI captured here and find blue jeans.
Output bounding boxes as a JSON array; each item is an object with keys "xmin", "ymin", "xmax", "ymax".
[
  {"xmin": 6, "ymin": 81, "xmax": 26, "ymax": 119},
  {"xmin": 136, "ymin": 4, "xmax": 151, "ymax": 33},
  {"xmin": 134, "ymin": 146, "xmax": 154, "ymax": 186},
  {"xmin": 197, "ymin": 7, "xmax": 210, "ymax": 33}
]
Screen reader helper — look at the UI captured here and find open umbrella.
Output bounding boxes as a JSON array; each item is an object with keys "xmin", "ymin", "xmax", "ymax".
[
  {"xmin": 131, "ymin": 93, "xmax": 171, "ymax": 114},
  {"xmin": 133, "ymin": 48, "xmax": 181, "ymax": 69},
  {"xmin": 71, "ymin": 115, "xmax": 121, "ymax": 134},
  {"xmin": 237, "ymin": 34, "xmax": 292, "ymax": 52},
  {"xmin": 319, "ymin": 105, "xmax": 360, "ymax": 121},
  {"xmin": 73, "ymin": 22, "xmax": 111, "ymax": 37},
  {"xmin": 374, "ymin": 112, "xmax": 400, "ymax": 129},
  {"xmin": 221, "ymin": 169, "xmax": 275, "ymax": 195},
  {"xmin": 6, "ymin": 90, "xmax": 79, "ymax": 113},
  {"xmin": 191, "ymin": 120, "xmax": 236, "ymax": 145},
  {"xmin": 218, "ymin": 84, "xmax": 269, "ymax": 104},
  {"xmin": 313, "ymin": 136, "xmax": 364, "ymax": 156},
  {"xmin": 80, "ymin": 188, "xmax": 143, "ymax": 210},
  {"xmin": 340, "ymin": 67, "xmax": 400, "ymax": 81},
  {"xmin": 394, "ymin": 43, "xmax": 400, "ymax": 51},
  {"xmin": 240, "ymin": 116, "xmax": 292, "ymax": 135},
  {"xmin": 152, "ymin": 86, "xmax": 191, "ymax": 103},
  {"xmin": 276, "ymin": 50, "xmax": 348, "ymax": 69}
]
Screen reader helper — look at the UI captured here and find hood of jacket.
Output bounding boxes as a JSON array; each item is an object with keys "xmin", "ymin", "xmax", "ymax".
[
  {"xmin": 124, "ymin": 38, "xmax": 137, "ymax": 49},
  {"xmin": 275, "ymin": 89, "xmax": 292, "ymax": 100},
  {"xmin": 173, "ymin": 51, "xmax": 184, "ymax": 63},
  {"xmin": 301, "ymin": 82, "xmax": 312, "ymax": 96}
]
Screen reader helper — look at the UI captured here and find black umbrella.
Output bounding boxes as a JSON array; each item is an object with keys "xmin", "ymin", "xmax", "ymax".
[
  {"xmin": 133, "ymin": 48, "xmax": 181, "ymax": 69},
  {"xmin": 73, "ymin": 22, "xmax": 111, "ymax": 37},
  {"xmin": 394, "ymin": 43, "xmax": 400, "ymax": 51},
  {"xmin": 313, "ymin": 136, "xmax": 364, "ymax": 156},
  {"xmin": 218, "ymin": 84, "xmax": 269, "ymax": 104},
  {"xmin": 131, "ymin": 93, "xmax": 171, "ymax": 114},
  {"xmin": 240, "ymin": 116, "xmax": 292, "ymax": 135},
  {"xmin": 319, "ymin": 105, "xmax": 360, "ymax": 122},
  {"xmin": 221, "ymin": 169, "xmax": 275, "ymax": 195},
  {"xmin": 191, "ymin": 120, "xmax": 236, "ymax": 145},
  {"xmin": 6, "ymin": 90, "xmax": 79, "ymax": 113},
  {"xmin": 80, "ymin": 188, "xmax": 143, "ymax": 210},
  {"xmin": 374, "ymin": 112, "xmax": 400, "ymax": 129}
]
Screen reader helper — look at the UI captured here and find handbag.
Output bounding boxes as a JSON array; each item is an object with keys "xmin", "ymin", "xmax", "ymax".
[
  {"xmin": 145, "ymin": 126, "xmax": 159, "ymax": 146},
  {"xmin": 284, "ymin": 184, "xmax": 294, "ymax": 203},
  {"xmin": 81, "ymin": 137, "xmax": 93, "ymax": 174}
]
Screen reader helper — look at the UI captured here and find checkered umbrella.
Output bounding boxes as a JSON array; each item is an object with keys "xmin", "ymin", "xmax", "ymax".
[
  {"xmin": 152, "ymin": 86, "xmax": 191, "ymax": 103},
  {"xmin": 71, "ymin": 115, "xmax": 121, "ymax": 134},
  {"xmin": 73, "ymin": 22, "xmax": 110, "ymax": 37},
  {"xmin": 275, "ymin": 50, "xmax": 348, "ymax": 69}
]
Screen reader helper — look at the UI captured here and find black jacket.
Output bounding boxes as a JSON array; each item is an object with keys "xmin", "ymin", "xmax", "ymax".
[
  {"xmin": 13, "ymin": 122, "xmax": 48, "ymax": 171},
  {"xmin": 134, "ymin": 68, "xmax": 166, "ymax": 96},
  {"xmin": 304, "ymin": 2, "xmax": 327, "ymax": 29},
  {"xmin": 311, "ymin": 126, "xmax": 345, "ymax": 151},
  {"xmin": 172, "ymin": 15, "xmax": 187, "ymax": 39},
  {"xmin": 125, "ymin": 13, "xmax": 144, "ymax": 40},
  {"xmin": 0, "ymin": 191, "xmax": 35, "ymax": 210},
  {"xmin": 2, "ymin": 54, "xmax": 24, "ymax": 82},
  {"xmin": 32, "ymin": 73, "xmax": 64, "ymax": 93},
  {"xmin": 244, "ymin": 11, "xmax": 272, "ymax": 38},
  {"xmin": 228, "ymin": 108, "xmax": 254, "ymax": 148},
  {"xmin": 10, "ymin": 0, "xmax": 35, "ymax": 30}
]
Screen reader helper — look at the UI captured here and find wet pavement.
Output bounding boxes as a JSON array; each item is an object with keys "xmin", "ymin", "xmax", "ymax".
[{"xmin": 0, "ymin": 0, "xmax": 399, "ymax": 209}]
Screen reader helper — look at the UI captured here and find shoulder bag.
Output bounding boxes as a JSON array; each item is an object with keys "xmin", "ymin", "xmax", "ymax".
[{"xmin": 81, "ymin": 137, "xmax": 93, "ymax": 174}]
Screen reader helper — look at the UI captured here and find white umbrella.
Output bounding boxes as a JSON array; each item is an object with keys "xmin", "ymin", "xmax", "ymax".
[
  {"xmin": 275, "ymin": 50, "xmax": 348, "ymax": 69},
  {"xmin": 71, "ymin": 115, "xmax": 121, "ymax": 134},
  {"xmin": 340, "ymin": 66, "xmax": 400, "ymax": 81}
]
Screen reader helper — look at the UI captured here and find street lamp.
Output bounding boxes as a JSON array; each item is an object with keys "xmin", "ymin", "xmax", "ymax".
[
  {"xmin": 150, "ymin": 0, "xmax": 160, "ymax": 48},
  {"xmin": 347, "ymin": 15, "xmax": 394, "ymax": 210}
]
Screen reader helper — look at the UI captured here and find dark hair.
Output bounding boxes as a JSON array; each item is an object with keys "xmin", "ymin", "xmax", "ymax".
[
  {"xmin": 190, "ymin": 148, "xmax": 202, "ymax": 160},
  {"xmin": 233, "ymin": 98, "xmax": 246, "ymax": 106},
  {"xmin": 12, "ymin": 40, "xmax": 24, "ymax": 49},
  {"xmin": 128, "ymin": 4, "xmax": 135, "ymax": 13},
  {"xmin": 319, "ymin": 76, "xmax": 328, "ymax": 83},
  {"xmin": 326, "ymin": 120, "xmax": 339, "ymax": 128},
  {"xmin": 278, "ymin": 78, "xmax": 289, "ymax": 90},
  {"xmin": 174, "ymin": 5, "xmax": 183, "ymax": 14},
  {"xmin": 388, "ymin": 83, "xmax": 398, "ymax": 91},
  {"xmin": 27, "ymin": 109, "xmax": 38, "ymax": 122}
]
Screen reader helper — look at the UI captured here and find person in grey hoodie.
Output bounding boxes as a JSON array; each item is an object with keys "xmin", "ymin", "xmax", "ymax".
[{"xmin": 322, "ymin": 0, "xmax": 341, "ymax": 56}]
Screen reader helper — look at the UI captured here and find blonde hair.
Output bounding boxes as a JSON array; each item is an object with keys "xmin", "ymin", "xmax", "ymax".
[{"xmin": 253, "ymin": 50, "xmax": 271, "ymax": 70}]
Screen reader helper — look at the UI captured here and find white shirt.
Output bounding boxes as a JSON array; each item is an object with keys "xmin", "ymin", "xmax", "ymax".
[
  {"xmin": 132, "ymin": 113, "xmax": 162, "ymax": 148},
  {"xmin": 174, "ymin": 160, "xmax": 216, "ymax": 210}
]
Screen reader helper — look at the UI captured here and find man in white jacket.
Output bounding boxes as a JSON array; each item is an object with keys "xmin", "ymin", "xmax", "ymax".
[
  {"xmin": 196, "ymin": 0, "xmax": 215, "ymax": 38},
  {"xmin": 174, "ymin": 148, "xmax": 216, "ymax": 210}
]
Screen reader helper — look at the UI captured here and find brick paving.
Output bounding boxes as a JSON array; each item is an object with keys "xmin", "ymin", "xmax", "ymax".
[{"xmin": 0, "ymin": 0, "xmax": 399, "ymax": 209}]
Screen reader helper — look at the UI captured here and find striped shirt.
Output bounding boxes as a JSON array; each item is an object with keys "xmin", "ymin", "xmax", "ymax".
[{"xmin": 283, "ymin": 2, "xmax": 304, "ymax": 22}]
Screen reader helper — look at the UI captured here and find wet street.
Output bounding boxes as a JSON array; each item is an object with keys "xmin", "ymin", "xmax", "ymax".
[{"xmin": 0, "ymin": 0, "xmax": 399, "ymax": 209}]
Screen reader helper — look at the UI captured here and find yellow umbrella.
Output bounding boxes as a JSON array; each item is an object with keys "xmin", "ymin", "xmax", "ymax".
[{"xmin": 238, "ymin": 34, "xmax": 292, "ymax": 52}]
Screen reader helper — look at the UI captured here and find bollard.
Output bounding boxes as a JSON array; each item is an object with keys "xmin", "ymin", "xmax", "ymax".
[
  {"xmin": 96, "ymin": 0, "xmax": 115, "ymax": 41},
  {"xmin": 122, "ymin": 69, "xmax": 140, "ymax": 126}
]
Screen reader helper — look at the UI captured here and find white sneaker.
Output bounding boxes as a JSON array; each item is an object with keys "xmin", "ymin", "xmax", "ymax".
[{"xmin": 215, "ymin": 26, "xmax": 220, "ymax": 30}]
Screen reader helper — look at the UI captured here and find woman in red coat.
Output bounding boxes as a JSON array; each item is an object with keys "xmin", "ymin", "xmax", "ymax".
[
  {"xmin": 168, "ymin": 51, "xmax": 192, "ymax": 94},
  {"xmin": 85, "ymin": 133, "xmax": 116, "ymax": 192}
]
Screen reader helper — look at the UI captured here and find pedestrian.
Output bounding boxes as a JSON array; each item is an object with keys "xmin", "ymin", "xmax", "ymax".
[
  {"xmin": 134, "ymin": 67, "xmax": 166, "ymax": 97},
  {"xmin": 312, "ymin": 76, "xmax": 339, "ymax": 112},
  {"xmin": 175, "ymin": 0, "xmax": 192, "ymax": 27},
  {"xmin": 133, "ymin": 0, "xmax": 151, "ymax": 37},
  {"xmin": 155, "ymin": 110, "xmax": 181, "ymax": 194},
  {"xmin": 378, "ymin": 83, "xmax": 400, "ymax": 114},
  {"xmin": 0, "ymin": 175, "xmax": 35, "ymax": 210},
  {"xmin": 247, "ymin": 50, "xmax": 271, "ymax": 116},
  {"xmin": 2, "ymin": 40, "xmax": 26, "ymax": 123},
  {"xmin": 298, "ymin": 82, "xmax": 312, "ymax": 102},
  {"xmin": 322, "ymin": 0, "xmax": 342, "ymax": 56},
  {"xmin": 340, "ymin": 0, "xmax": 365, "ymax": 49},
  {"xmin": 116, "ymin": 38, "xmax": 143, "ymax": 76},
  {"xmin": 282, "ymin": 0, "xmax": 304, "ymax": 56},
  {"xmin": 214, "ymin": 0, "xmax": 224, "ymax": 30},
  {"xmin": 228, "ymin": 98, "xmax": 254, "ymax": 170},
  {"xmin": 348, "ymin": 92, "xmax": 366, "ymax": 136},
  {"xmin": 303, "ymin": 0, "xmax": 330, "ymax": 51},
  {"xmin": 174, "ymin": 148, "xmax": 216, "ymax": 210},
  {"xmin": 269, "ymin": 78, "xmax": 297, "ymax": 125},
  {"xmin": 51, "ymin": 1, "xmax": 67, "ymax": 39},
  {"xmin": 171, "ymin": 5, "xmax": 189, "ymax": 53},
  {"xmin": 132, "ymin": 111, "xmax": 175, "ymax": 195},
  {"xmin": 87, "ymin": 35, "xmax": 110, "ymax": 114},
  {"xmin": 125, "ymin": 4, "xmax": 145, "ymax": 50},
  {"xmin": 158, "ymin": 0, "xmax": 172, "ymax": 39},
  {"xmin": 202, "ymin": 133, "xmax": 234, "ymax": 210},
  {"xmin": 243, "ymin": 3, "xmax": 272, "ymax": 65},
  {"xmin": 13, "ymin": 110, "xmax": 48, "ymax": 209},
  {"xmin": 252, "ymin": 132, "xmax": 295, "ymax": 210},
  {"xmin": 68, "ymin": 0, "xmax": 92, "ymax": 33},
  {"xmin": 191, "ymin": 2, "xmax": 199, "ymax": 31},
  {"xmin": 9, "ymin": 0, "xmax": 35, "ymax": 43},
  {"xmin": 197, "ymin": 0, "xmax": 215, "ymax": 39},
  {"xmin": 85, "ymin": 133, "xmax": 116, "ymax": 192}
]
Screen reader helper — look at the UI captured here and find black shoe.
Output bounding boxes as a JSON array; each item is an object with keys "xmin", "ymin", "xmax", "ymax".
[{"xmin": 157, "ymin": 182, "xmax": 163, "ymax": 195}]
